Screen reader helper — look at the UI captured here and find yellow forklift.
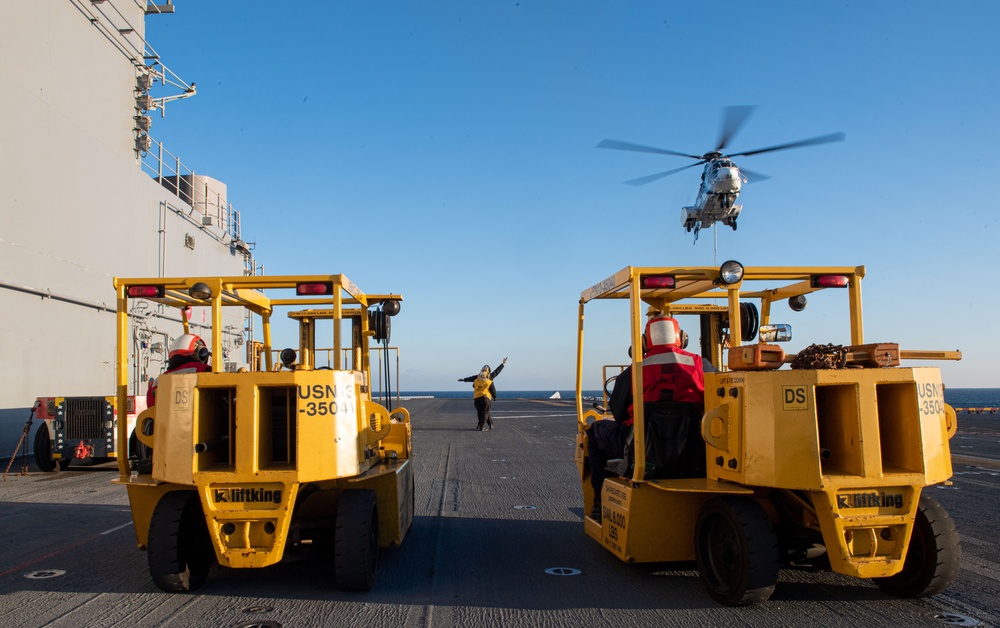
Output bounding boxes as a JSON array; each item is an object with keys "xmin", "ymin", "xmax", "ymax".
[
  {"xmin": 113, "ymin": 274, "xmax": 412, "ymax": 592},
  {"xmin": 575, "ymin": 261, "xmax": 962, "ymax": 605}
]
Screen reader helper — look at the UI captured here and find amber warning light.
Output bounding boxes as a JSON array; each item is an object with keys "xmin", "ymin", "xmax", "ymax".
[
  {"xmin": 642, "ymin": 276, "xmax": 676, "ymax": 289},
  {"xmin": 811, "ymin": 275, "xmax": 849, "ymax": 288},
  {"xmin": 296, "ymin": 282, "xmax": 333, "ymax": 296},
  {"xmin": 127, "ymin": 286, "xmax": 164, "ymax": 298}
]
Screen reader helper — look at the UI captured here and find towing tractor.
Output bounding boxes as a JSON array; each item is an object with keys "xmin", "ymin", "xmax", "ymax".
[
  {"xmin": 32, "ymin": 394, "xmax": 145, "ymax": 471},
  {"xmin": 574, "ymin": 261, "xmax": 962, "ymax": 606},
  {"xmin": 112, "ymin": 274, "xmax": 412, "ymax": 592}
]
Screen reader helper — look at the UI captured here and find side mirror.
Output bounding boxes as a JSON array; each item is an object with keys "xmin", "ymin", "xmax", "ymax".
[{"xmin": 758, "ymin": 324, "xmax": 792, "ymax": 343}]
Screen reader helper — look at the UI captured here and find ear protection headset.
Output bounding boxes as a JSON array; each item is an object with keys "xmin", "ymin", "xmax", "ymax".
[
  {"xmin": 193, "ymin": 340, "xmax": 210, "ymax": 363},
  {"xmin": 169, "ymin": 334, "xmax": 210, "ymax": 363}
]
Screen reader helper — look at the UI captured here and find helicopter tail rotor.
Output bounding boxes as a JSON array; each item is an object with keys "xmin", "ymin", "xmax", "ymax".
[{"xmin": 736, "ymin": 166, "xmax": 770, "ymax": 183}]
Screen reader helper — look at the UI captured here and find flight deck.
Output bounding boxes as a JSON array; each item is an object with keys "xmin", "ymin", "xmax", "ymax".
[{"xmin": 1, "ymin": 398, "xmax": 997, "ymax": 627}]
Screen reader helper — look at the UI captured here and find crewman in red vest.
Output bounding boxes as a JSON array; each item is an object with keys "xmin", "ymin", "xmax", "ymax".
[
  {"xmin": 587, "ymin": 315, "xmax": 706, "ymax": 520},
  {"xmin": 145, "ymin": 334, "xmax": 212, "ymax": 406}
]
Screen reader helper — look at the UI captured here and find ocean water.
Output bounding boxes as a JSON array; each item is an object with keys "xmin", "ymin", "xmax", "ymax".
[
  {"xmin": 399, "ymin": 388, "xmax": 1000, "ymax": 407},
  {"xmin": 944, "ymin": 388, "xmax": 1000, "ymax": 408},
  {"xmin": 399, "ymin": 390, "xmax": 601, "ymax": 400}
]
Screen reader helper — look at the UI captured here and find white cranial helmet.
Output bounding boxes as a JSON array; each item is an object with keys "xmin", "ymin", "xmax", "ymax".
[
  {"xmin": 169, "ymin": 334, "xmax": 208, "ymax": 361},
  {"xmin": 645, "ymin": 316, "xmax": 681, "ymax": 348}
]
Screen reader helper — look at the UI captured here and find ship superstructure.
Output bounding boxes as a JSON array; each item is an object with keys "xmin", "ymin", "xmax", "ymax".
[{"xmin": 1, "ymin": 1, "xmax": 258, "ymax": 459}]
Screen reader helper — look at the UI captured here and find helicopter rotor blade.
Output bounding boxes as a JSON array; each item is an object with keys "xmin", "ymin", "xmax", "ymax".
[
  {"xmin": 728, "ymin": 132, "xmax": 846, "ymax": 158},
  {"xmin": 597, "ymin": 139, "xmax": 702, "ymax": 160},
  {"xmin": 714, "ymin": 105, "xmax": 757, "ymax": 153},
  {"xmin": 623, "ymin": 161, "xmax": 705, "ymax": 187},
  {"xmin": 737, "ymin": 167, "xmax": 771, "ymax": 183}
]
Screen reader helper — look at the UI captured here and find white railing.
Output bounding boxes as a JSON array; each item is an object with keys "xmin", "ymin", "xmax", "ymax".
[{"xmin": 141, "ymin": 138, "xmax": 242, "ymax": 243}]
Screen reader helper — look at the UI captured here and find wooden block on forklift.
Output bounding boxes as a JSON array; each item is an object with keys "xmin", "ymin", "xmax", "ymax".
[
  {"xmin": 847, "ymin": 343, "xmax": 900, "ymax": 367},
  {"xmin": 727, "ymin": 343, "xmax": 784, "ymax": 371}
]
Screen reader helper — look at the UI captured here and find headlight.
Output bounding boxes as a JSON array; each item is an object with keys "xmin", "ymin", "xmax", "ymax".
[
  {"xmin": 718, "ymin": 260, "xmax": 744, "ymax": 285},
  {"xmin": 382, "ymin": 299, "xmax": 401, "ymax": 316},
  {"xmin": 189, "ymin": 282, "xmax": 213, "ymax": 300},
  {"xmin": 788, "ymin": 295, "xmax": 808, "ymax": 312}
]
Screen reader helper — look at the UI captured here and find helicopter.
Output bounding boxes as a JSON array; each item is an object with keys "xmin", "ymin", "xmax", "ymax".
[{"xmin": 598, "ymin": 106, "xmax": 845, "ymax": 242}]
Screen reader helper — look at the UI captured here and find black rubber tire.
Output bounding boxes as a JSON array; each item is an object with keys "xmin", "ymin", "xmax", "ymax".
[
  {"xmin": 57, "ymin": 458, "xmax": 71, "ymax": 471},
  {"xmin": 33, "ymin": 426, "xmax": 58, "ymax": 472},
  {"xmin": 335, "ymin": 489, "xmax": 379, "ymax": 591},
  {"xmin": 875, "ymin": 494, "xmax": 961, "ymax": 598},
  {"xmin": 147, "ymin": 490, "xmax": 213, "ymax": 592},
  {"xmin": 695, "ymin": 496, "xmax": 779, "ymax": 606},
  {"xmin": 132, "ymin": 421, "xmax": 154, "ymax": 474},
  {"xmin": 406, "ymin": 471, "xmax": 416, "ymax": 535}
]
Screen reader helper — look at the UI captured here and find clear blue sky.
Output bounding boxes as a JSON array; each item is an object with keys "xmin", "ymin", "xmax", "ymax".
[{"xmin": 146, "ymin": 2, "xmax": 999, "ymax": 391}]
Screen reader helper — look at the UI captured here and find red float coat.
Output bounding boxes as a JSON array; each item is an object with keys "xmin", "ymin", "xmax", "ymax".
[
  {"xmin": 621, "ymin": 345, "xmax": 705, "ymax": 425},
  {"xmin": 146, "ymin": 360, "xmax": 211, "ymax": 406}
]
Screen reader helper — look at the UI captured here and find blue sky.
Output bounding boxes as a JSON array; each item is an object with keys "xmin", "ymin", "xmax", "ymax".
[{"xmin": 145, "ymin": 2, "xmax": 999, "ymax": 391}]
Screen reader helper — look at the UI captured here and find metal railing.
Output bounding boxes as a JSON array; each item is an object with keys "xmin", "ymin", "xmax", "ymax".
[{"xmin": 141, "ymin": 137, "xmax": 242, "ymax": 242}]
